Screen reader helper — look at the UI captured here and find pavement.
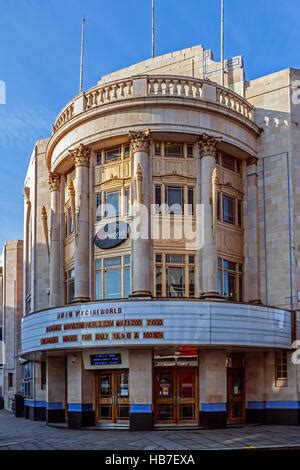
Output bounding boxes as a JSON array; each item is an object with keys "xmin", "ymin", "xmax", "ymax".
[{"xmin": 1, "ymin": 410, "xmax": 300, "ymax": 450}]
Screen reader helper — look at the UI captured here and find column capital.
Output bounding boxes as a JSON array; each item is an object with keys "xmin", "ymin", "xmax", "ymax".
[
  {"xmin": 48, "ymin": 172, "xmax": 61, "ymax": 192},
  {"xmin": 69, "ymin": 143, "xmax": 91, "ymax": 167},
  {"xmin": 199, "ymin": 133, "xmax": 222, "ymax": 158},
  {"xmin": 128, "ymin": 128, "xmax": 151, "ymax": 154}
]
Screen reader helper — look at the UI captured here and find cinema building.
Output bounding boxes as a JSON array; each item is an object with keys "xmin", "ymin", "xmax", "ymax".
[{"xmin": 21, "ymin": 45, "xmax": 300, "ymax": 430}]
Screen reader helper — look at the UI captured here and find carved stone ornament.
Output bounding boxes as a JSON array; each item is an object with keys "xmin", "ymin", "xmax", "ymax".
[
  {"xmin": 69, "ymin": 143, "xmax": 91, "ymax": 167},
  {"xmin": 199, "ymin": 133, "xmax": 222, "ymax": 158},
  {"xmin": 135, "ymin": 163, "xmax": 143, "ymax": 204},
  {"xmin": 128, "ymin": 129, "xmax": 151, "ymax": 154},
  {"xmin": 48, "ymin": 172, "xmax": 61, "ymax": 192}
]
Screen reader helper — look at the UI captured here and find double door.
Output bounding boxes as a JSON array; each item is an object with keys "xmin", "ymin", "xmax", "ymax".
[
  {"xmin": 154, "ymin": 368, "xmax": 198, "ymax": 425},
  {"xmin": 97, "ymin": 370, "xmax": 129, "ymax": 424}
]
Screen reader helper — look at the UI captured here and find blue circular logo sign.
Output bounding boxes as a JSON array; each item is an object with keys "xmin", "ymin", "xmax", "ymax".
[{"xmin": 94, "ymin": 220, "xmax": 129, "ymax": 249}]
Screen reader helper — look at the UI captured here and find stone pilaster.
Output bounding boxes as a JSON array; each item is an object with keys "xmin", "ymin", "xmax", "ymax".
[
  {"xmin": 67, "ymin": 354, "xmax": 95, "ymax": 429},
  {"xmin": 69, "ymin": 143, "xmax": 91, "ymax": 303},
  {"xmin": 129, "ymin": 350, "xmax": 153, "ymax": 430},
  {"xmin": 245, "ymin": 156, "xmax": 261, "ymax": 303},
  {"xmin": 48, "ymin": 172, "xmax": 61, "ymax": 307},
  {"xmin": 129, "ymin": 129, "xmax": 152, "ymax": 297},
  {"xmin": 199, "ymin": 134, "xmax": 222, "ymax": 298},
  {"xmin": 46, "ymin": 357, "xmax": 66, "ymax": 423}
]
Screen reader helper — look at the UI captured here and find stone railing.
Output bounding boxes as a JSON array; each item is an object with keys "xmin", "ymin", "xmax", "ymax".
[{"xmin": 52, "ymin": 75, "xmax": 255, "ymax": 133}]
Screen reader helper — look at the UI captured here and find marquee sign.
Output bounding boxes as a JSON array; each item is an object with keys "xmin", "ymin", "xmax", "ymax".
[
  {"xmin": 21, "ymin": 300, "xmax": 292, "ymax": 355},
  {"xmin": 94, "ymin": 220, "xmax": 129, "ymax": 250}
]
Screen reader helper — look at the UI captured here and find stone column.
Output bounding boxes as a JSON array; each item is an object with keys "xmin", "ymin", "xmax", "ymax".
[
  {"xmin": 69, "ymin": 144, "xmax": 91, "ymax": 303},
  {"xmin": 246, "ymin": 156, "xmax": 261, "ymax": 303},
  {"xmin": 129, "ymin": 129, "xmax": 152, "ymax": 297},
  {"xmin": 48, "ymin": 172, "xmax": 61, "ymax": 307},
  {"xmin": 199, "ymin": 134, "xmax": 222, "ymax": 297},
  {"xmin": 46, "ymin": 357, "xmax": 66, "ymax": 423}
]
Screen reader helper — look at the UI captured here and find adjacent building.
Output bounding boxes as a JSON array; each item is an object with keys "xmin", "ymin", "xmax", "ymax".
[
  {"xmin": 20, "ymin": 44, "xmax": 300, "ymax": 430},
  {"xmin": 2, "ymin": 241, "xmax": 23, "ymax": 411}
]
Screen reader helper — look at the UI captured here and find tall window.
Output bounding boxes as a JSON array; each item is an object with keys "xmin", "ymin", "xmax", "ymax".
[
  {"xmin": 96, "ymin": 193, "xmax": 102, "ymax": 221},
  {"xmin": 275, "ymin": 351, "xmax": 288, "ymax": 387},
  {"xmin": 8, "ymin": 373, "xmax": 13, "ymax": 389},
  {"xmin": 105, "ymin": 191, "xmax": 120, "ymax": 218},
  {"xmin": 96, "ymin": 255, "xmax": 131, "ymax": 300},
  {"xmin": 165, "ymin": 187, "xmax": 183, "ymax": 214},
  {"xmin": 65, "ymin": 268, "xmax": 75, "ymax": 304},
  {"xmin": 218, "ymin": 258, "xmax": 243, "ymax": 301},
  {"xmin": 41, "ymin": 362, "xmax": 46, "ymax": 390},
  {"xmin": 217, "ymin": 193, "xmax": 242, "ymax": 227},
  {"xmin": 155, "ymin": 253, "xmax": 195, "ymax": 298}
]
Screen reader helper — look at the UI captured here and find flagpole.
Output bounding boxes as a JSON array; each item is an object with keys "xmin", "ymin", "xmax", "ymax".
[
  {"xmin": 79, "ymin": 17, "xmax": 85, "ymax": 94},
  {"xmin": 220, "ymin": 0, "xmax": 224, "ymax": 87},
  {"xmin": 152, "ymin": 0, "xmax": 155, "ymax": 58}
]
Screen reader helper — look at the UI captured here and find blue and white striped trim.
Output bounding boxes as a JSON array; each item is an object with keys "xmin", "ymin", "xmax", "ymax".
[
  {"xmin": 68, "ymin": 403, "xmax": 93, "ymax": 412},
  {"xmin": 24, "ymin": 400, "xmax": 46, "ymax": 408},
  {"xmin": 248, "ymin": 401, "xmax": 300, "ymax": 410},
  {"xmin": 130, "ymin": 404, "xmax": 152, "ymax": 413},
  {"xmin": 201, "ymin": 403, "xmax": 227, "ymax": 412}
]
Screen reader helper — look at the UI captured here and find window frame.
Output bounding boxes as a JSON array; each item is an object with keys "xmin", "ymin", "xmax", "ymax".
[
  {"xmin": 218, "ymin": 257, "xmax": 243, "ymax": 302},
  {"xmin": 154, "ymin": 252, "xmax": 195, "ymax": 298},
  {"xmin": 275, "ymin": 351, "xmax": 288, "ymax": 387},
  {"xmin": 95, "ymin": 255, "xmax": 131, "ymax": 301}
]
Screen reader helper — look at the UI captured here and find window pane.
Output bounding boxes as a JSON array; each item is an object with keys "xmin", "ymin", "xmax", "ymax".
[
  {"xmin": 106, "ymin": 191, "xmax": 120, "ymax": 217},
  {"xmin": 105, "ymin": 257, "xmax": 121, "ymax": 267},
  {"xmin": 68, "ymin": 279, "xmax": 75, "ymax": 304},
  {"xmin": 239, "ymin": 274, "xmax": 243, "ymax": 302},
  {"xmin": 165, "ymin": 143, "xmax": 184, "ymax": 157},
  {"xmin": 124, "ymin": 145, "xmax": 130, "ymax": 158},
  {"xmin": 237, "ymin": 200, "xmax": 242, "ymax": 227},
  {"xmin": 124, "ymin": 266, "xmax": 131, "ymax": 298},
  {"xmin": 187, "ymin": 144, "xmax": 194, "ymax": 158},
  {"xmin": 167, "ymin": 267, "xmax": 185, "ymax": 297},
  {"xmin": 189, "ymin": 268, "xmax": 195, "ymax": 297},
  {"xmin": 154, "ymin": 142, "xmax": 161, "ymax": 156},
  {"xmin": 223, "ymin": 260, "xmax": 236, "ymax": 271},
  {"xmin": 236, "ymin": 159, "xmax": 241, "ymax": 174},
  {"xmin": 218, "ymin": 269, "xmax": 222, "ymax": 295},
  {"xmin": 105, "ymin": 147, "xmax": 121, "ymax": 163},
  {"xmin": 96, "ymin": 153, "xmax": 102, "ymax": 165},
  {"xmin": 124, "ymin": 255, "xmax": 131, "ymax": 265},
  {"xmin": 224, "ymin": 272, "xmax": 235, "ymax": 300},
  {"xmin": 223, "ymin": 196, "xmax": 235, "ymax": 224},
  {"xmin": 96, "ymin": 193, "xmax": 102, "ymax": 221},
  {"xmin": 96, "ymin": 271, "xmax": 102, "ymax": 300},
  {"xmin": 166, "ymin": 254, "xmax": 184, "ymax": 263},
  {"xmin": 188, "ymin": 188, "xmax": 194, "ymax": 215},
  {"xmin": 156, "ymin": 253, "xmax": 162, "ymax": 263},
  {"xmin": 155, "ymin": 186, "xmax": 162, "ymax": 208},
  {"xmin": 188, "ymin": 255, "xmax": 195, "ymax": 264},
  {"xmin": 222, "ymin": 154, "xmax": 236, "ymax": 171},
  {"xmin": 124, "ymin": 189, "xmax": 130, "ymax": 215},
  {"xmin": 156, "ymin": 267, "xmax": 162, "ymax": 297},
  {"xmin": 166, "ymin": 187, "xmax": 183, "ymax": 213},
  {"xmin": 104, "ymin": 268, "xmax": 121, "ymax": 299}
]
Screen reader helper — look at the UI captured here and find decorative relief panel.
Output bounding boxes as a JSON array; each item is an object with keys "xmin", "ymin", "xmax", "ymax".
[
  {"xmin": 153, "ymin": 158, "xmax": 196, "ymax": 178},
  {"xmin": 94, "ymin": 162, "xmax": 131, "ymax": 187},
  {"xmin": 217, "ymin": 225, "xmax": 243, "ymax": 258},
  {"xmin": 219, "ymin": 168, "xmax": 243, "ymax": 194}
]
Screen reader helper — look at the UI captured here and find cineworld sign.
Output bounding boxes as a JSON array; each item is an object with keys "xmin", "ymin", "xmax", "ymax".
[{"xmin": 94, "ymin": 220, "xmax": 129, "ymax": 249}]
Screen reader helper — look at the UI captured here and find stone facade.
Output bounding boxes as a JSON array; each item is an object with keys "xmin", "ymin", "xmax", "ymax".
[{"xmin": 17, "ymin": 44, "xmax": 300, "ymax": 429}]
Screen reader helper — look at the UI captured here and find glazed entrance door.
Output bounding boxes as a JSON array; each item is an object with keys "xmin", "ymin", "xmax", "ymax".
[
  {"xmin": 227, "ymin": 366, "xmax": 245, "ymax": 424},
  {"xmin": 154, "ymin": 368, "xmax": 198, "ymax": 425},
  {"xmin": 97, "ymin": 370, "xmax": 129, "ymax": 424}
]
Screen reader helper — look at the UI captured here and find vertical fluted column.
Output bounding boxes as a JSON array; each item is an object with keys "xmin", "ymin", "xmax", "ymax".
[
  {"xmin": 129, "ymin": 129, "xmax": 152, "ymax": 297},
  {"xmin": 48, "ymin": 172, "xmax": 61, "ymax": 307},
  {"xmin": 199, "ymin": 134, "xmax": 222, "ymax": 298},
  {"xmin": 246, "ymin": 156, "xmax": 261, "ymax": 303},
  {"xmin": 69, "ymin": 143, "xmax": 91, "ymax": 303}
]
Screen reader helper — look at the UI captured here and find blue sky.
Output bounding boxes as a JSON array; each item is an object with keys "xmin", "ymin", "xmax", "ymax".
[{"xmin": 0, "ymin": 0, "xmax": 299, "ymax": 250}]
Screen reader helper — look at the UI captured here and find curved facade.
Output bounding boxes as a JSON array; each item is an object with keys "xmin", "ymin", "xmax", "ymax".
[{"xmin": 22, "ymin": 45, "xmax": 299, "ymax": 430}]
